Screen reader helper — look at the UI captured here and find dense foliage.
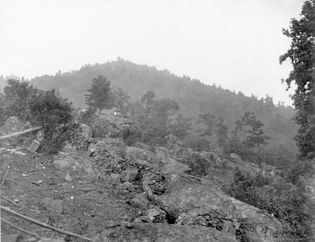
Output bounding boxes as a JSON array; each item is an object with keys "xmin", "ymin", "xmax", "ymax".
[
  {"xmin": 280, "ymin": 0, "xmax": 315, "ymax": 159},
  {"xmin": 226, "ymin": 168, "xmax": 311, "ymax": 240},
  {"xmin": 29, "ymin": 90, "xmax": 78, "ymax": 153}
]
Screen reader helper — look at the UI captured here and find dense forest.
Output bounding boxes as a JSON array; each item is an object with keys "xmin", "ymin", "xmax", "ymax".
[{"xmin": 26, "ymin": 59, "xmax": 297, "ymax": 166}]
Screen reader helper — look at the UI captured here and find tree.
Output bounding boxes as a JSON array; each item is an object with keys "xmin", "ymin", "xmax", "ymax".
[
  {"xmin": 235, "ymin": 112, "xmax": 270, "ymax": 148},
  {"xmin": 280, "ymin": 0, "xmax": 315, "ymax": 159},
  {"xmin": 85, "ymin": 75, "xmax": 113, "ymax": 113},
  {"xmin": 111, "ymin": 87, "xmax": 131, "ymax": 117},
  {"xmin": 130, "ymin": 91, "xmax": 180, "ymax": 144}
]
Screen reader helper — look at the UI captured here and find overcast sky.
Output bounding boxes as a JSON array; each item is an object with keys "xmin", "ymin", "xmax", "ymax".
[{"xmin": 0, "ymin": 0, "xmax": 305, "ymax": 105}]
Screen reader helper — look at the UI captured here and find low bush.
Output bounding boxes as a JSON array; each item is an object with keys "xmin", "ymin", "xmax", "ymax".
[{"xmin": 225, "ymin": 168, "xmax": 312, "ymax": 240}]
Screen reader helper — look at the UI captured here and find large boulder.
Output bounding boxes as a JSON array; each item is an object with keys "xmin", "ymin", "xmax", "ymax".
[
  {"xmin": 53, "ymin": 150, "xmax": 96, "ymax": 181},
  {"xmin": 153, "ymin": 174, "xmax": 282, "ymax": 242},
  {"xmin": 90, "ymin": 115, "xmax": 141, "ymax": 144},
  {"xmin": 162, "ymin": 157, "xmax": 191, "ymax": 175}
]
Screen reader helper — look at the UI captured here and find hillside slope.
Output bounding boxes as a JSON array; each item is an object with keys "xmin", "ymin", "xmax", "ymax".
[{"xmin": 30, "ymin": 59, "xmax": 297, "ymax": 151}]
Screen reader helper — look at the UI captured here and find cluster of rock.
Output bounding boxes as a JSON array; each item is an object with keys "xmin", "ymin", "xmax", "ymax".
[
  {"xmin": 52, "ymin": 114, "xmax": 283, "ymax": 242},
  {"xmin": 0, "ymin": 115, "xmax": 284, "ymax": 241}
]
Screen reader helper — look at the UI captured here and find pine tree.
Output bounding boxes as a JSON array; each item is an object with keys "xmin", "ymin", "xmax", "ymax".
[{"xmin": 85, "ymin": 75, "xmax": 113, "ymax": 113}]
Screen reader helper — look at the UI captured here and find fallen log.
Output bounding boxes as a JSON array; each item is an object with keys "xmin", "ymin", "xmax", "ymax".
[
  {"xmin": 1, "ymin": 206, "xmax": 92, "ymax": 241},
  {"xmin": 0, "ymin": 126, "xmax": 42, "ymax": 140}
]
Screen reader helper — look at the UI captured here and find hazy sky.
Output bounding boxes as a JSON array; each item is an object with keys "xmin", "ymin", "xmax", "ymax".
[{"xmin": 0, "ymin": 0, "xmax": 305, "ymax": 105}]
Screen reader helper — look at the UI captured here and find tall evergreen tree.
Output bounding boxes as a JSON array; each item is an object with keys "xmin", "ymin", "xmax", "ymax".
[
  {"xmin": 280, "ymin": 0, "xmax": 315, "ymax": 159},
  {"xmin": 85, "ymin": 75, "xmax": 113, "ymax": 113}
]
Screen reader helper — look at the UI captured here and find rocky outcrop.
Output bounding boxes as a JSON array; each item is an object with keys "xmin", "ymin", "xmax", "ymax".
[
  {"xmin": 90, "ymin": 114, "xmax": 141, "ymax": 144},
  {"xmin": 49, "ymin": 115, "xmax": 284, "ymax": 241},
  {"xmin": 146, "ymin": 172, "xmax": 282, "ymax": 242},
  {"xmin": 101, "ymin": 143, "xmax": 281, "ymax": 241}
]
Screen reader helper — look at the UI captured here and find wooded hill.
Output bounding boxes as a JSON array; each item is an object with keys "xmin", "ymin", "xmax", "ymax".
[{"xmin": 29, "ymin": 59, "xmax": 297, "ymax": 154}]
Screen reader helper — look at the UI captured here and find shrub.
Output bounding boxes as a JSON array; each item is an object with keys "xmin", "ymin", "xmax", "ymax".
[
  {"xmin": 283, "ymin": 159, "xmax": 313, "ymax": 185},
  {"xmin": 78, "ymin": 106, "xmax": 97, "ymax": 124},
  {"xmin": 29, "ymin": 90, "xmax": 78, "ymax": 153},
  {"xmin": 226, "ymin": 168, "xmax": 312, "ymax": 240}
]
